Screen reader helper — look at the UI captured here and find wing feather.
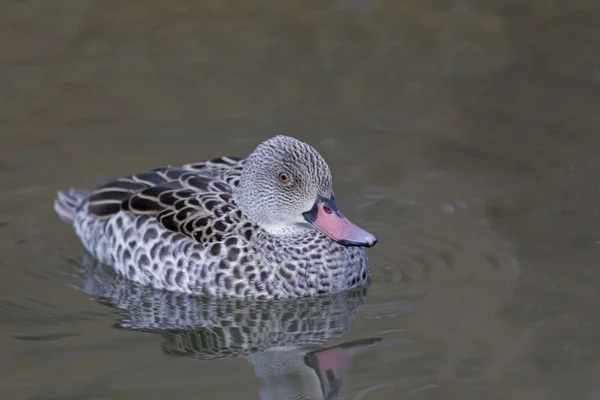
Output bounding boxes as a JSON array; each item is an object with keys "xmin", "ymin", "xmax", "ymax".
[{"xmin": 86, "ymin": 157, "xmax": 249, "ymax": 245}]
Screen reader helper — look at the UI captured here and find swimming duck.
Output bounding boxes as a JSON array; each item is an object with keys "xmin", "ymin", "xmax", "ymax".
[{"xmin": 54, "ymin": 135, "xmax": 377, "ymax": 299}]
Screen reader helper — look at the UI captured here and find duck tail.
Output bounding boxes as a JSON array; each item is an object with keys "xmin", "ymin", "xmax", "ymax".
[{"xmin": 53, "ymin": 188, "xmax": 91, "ymax": 225}]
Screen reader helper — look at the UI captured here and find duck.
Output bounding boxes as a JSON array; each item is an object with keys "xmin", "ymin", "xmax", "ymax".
[{"xmin": 54, "ymin": 135, "xmax": 377, "ymax": 299}]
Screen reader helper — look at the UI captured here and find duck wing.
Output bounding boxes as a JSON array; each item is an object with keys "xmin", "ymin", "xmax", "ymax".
[{"xmin": 87, "ymin": 156, "xmax": 252, "ymax": 244}]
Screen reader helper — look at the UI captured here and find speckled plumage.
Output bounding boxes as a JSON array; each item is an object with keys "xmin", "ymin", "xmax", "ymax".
[{"xmin": 54, "ymin": 136, "xmax": 373, "ymax": 299}]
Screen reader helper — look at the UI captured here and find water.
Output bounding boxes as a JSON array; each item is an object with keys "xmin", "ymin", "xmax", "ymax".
[{"xmin": 1, "ymin": 0, "xmax": 600, "ymax": 398}]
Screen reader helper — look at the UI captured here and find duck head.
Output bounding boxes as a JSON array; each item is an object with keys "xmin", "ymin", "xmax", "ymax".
[{"xmin": 235, "ymin": 136, "xmax": 377, "ymax": 248}]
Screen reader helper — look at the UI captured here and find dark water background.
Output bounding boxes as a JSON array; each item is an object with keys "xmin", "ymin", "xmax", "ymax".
[{"xmin": 1, "ymin": 0, "xmax": 600, "ymax": 399}]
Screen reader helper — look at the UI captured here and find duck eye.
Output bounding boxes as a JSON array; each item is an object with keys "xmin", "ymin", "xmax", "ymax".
[{"xmin": 278, "ymin": 172, "xmax": 290, "ymax": 183}]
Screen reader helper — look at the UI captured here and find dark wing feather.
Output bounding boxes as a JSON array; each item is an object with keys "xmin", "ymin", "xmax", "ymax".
[
  {"xmin": 87, "ymin": 178, "xmax": 149, "ymax": 217},
  {"xmin": 86, "ymin": 157, "xmax": 249, "ymax": 244},
  {"xmin": 182, "ymin": 156, "xmax": 244, "ymax": 187}
]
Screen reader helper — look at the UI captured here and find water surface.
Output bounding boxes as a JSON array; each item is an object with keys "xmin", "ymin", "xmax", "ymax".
[{"xmin": 1, "ymin": 0, "xmax": 600, "ymax": 399}]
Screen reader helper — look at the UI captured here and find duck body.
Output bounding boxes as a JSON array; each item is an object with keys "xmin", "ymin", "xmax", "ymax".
[{"xmin": 54, "ymin": 136, "xmax": 376, "ymax": 299}]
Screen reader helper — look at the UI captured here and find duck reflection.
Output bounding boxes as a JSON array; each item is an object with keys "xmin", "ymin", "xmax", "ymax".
[{"xmin": 75, "ymin": 253, "xmax": 381, "ymax": 400}]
